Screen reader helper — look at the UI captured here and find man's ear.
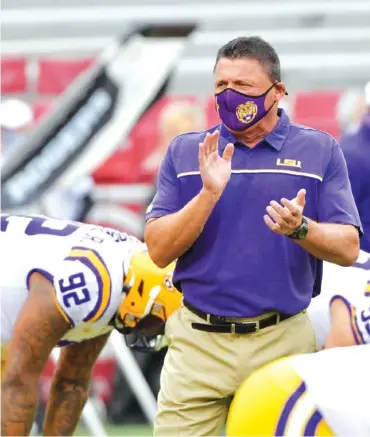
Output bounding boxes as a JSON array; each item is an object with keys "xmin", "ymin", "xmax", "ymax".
[{"xmin": 274, "ymin": 82, "xmax": 287, "ymax": 101}]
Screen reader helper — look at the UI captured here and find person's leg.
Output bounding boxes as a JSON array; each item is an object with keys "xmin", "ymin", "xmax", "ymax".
[{"xmin": 154, "ymin": 306, "xmax": 240, "ymax": 436}]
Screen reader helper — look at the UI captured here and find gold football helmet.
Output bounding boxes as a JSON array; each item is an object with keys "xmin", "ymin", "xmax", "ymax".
[{"xmin": 115, "ymin": 245, "xmax": 182, "ymax": 352}]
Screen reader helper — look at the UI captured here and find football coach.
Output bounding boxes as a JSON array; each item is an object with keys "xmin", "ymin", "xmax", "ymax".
[{"xmin": 145, "ymin": 36, "xmax": 362, "ymax": 436}]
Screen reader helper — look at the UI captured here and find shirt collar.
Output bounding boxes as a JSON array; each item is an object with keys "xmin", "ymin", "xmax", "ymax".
[{"xmin": 219, "ymin": 108, "xmax": 290, "ymax": 151}]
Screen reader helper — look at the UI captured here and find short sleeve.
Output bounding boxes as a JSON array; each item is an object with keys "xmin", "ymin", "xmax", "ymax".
[
  {"xmin": 146, "ymin": 141, "xmax": 182, "ymax": 221},
  {"xmin": 318, "ymin": 142, "xmax": 363, "ymax": 235},
  {"xmin": 53, "ymin": 246, "xmax": 112, "ymax": 327}
]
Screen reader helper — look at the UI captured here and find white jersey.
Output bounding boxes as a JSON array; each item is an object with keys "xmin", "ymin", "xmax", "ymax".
[
  {"xmin": 0, "ymin": 214, "xmax": 141, "ymax": 347},
  {"xmin": 290, "ymin": 345, "xmax": 370, "ymax": 436},
  {"xmin": 308, "ymin": 250, "xmax": 370, "ymax": 349}
]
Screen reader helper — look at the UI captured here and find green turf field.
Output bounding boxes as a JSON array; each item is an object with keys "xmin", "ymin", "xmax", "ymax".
[{"xmin": 75, "ymin": 423, "xmax": 153, "ymax": 436}]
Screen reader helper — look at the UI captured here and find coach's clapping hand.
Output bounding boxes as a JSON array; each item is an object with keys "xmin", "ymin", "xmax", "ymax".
[
  {"xmin": 264, "ymin": 188, "xmax": 306, "ymax": 235},
  {"xmin": 199, "ymin": 130, "xmax": 234, "ymax": 200}
]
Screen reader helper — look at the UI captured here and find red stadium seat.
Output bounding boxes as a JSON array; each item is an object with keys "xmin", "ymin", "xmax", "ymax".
[
  {"xmin": 205, "ymin": 95, "xmax": 221, "ymax": 127},
  {"xmin": 33, "ymin": 100, "xmax": 54, "ymax": 124},
  {"xmin": 92, "ymin": 143, "xmax": 143, "ymax": 184},
  {"xmin": 93, "ymin": 95, "xmax": 198, "ymax": 185},
  {"xmin": 37, "ymin": 58, "xmax": 95, "ymax": 95},
  {"xmin": 1, "ymin": 58, "xmax": 28, "ymax": 94},
  {"xmin": 293, "ymin": 90, "xmax": 342, "ymax": 139}
]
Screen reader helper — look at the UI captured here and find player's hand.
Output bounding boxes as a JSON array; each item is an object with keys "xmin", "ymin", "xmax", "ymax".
[
  {"xmin": 264, "ymin": 189, "xmax": 306, "ymax": 235},
  {"xmin": 199, "ymin": 130, "xmax": 234, "ymax": 200}
]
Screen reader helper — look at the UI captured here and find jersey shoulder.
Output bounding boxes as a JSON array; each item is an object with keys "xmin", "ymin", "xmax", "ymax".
[{"xmin": 52, "ymin": 226, "xmax": 135, "ymax": 327}]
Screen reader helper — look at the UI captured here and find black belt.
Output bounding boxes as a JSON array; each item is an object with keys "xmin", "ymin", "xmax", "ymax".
[{"xmin": 184, "ymin": 301, "xmax": 295, "ymax": 334}]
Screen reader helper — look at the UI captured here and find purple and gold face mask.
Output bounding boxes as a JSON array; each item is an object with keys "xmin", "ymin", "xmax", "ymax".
[{"xmin": 215, "ymin": 82, "xmax": 277, "ymax": 131}]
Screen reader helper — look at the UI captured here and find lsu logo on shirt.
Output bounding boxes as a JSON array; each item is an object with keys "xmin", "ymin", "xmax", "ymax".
[{"xmin": 276, "ymin": 158, "xmax": 302, "ymax": 168}]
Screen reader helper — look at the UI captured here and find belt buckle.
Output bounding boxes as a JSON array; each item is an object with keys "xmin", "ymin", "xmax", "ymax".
[{"xmin": 254, "ymin": 320, "xmax": 260, "ymax": 333}]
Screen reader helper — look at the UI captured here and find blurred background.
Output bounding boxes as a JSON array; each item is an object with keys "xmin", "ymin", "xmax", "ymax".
[{"xmin": 1, "ymin": 0, "xmax": 370, "ymax": 435}]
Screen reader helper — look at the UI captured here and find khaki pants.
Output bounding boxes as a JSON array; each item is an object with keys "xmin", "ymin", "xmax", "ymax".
[{"xmin": 154, "ymin": 304, "xmax": 316, "ymax": 436}]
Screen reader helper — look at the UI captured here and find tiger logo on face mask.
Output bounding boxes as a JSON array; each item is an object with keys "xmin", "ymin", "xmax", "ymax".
[{"xmin": 236, "ymin": 101, "xmax": 258, "ymax": 124}]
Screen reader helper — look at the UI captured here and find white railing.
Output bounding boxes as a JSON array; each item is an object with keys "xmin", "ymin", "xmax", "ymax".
[
  {"xmin": 2, "ymin": 2, "xmax": 370, "ymax": 25},
  {"xmin": 2, "ymin": 27, "xmax": 370, "ymax": 56},
  {"xmin": 190, "ymin": 27, "xmax": 370, "ymax": 46},
  {"xmin": 177, "ymin": 52, "xmax": 370, "ymax": 75},
  {"xmin": 1, "ymin": 37, "xmax": 113, "ymax": 55}
]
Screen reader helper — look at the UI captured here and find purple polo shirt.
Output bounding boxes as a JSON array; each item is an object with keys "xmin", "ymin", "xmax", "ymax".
[
  {"xmin": 340, "ymin": 115, "xmax": 370, "ymax": 252},
  {"xmin": 146, "ymin": 109, "xmax": 362, "ymax": 317}
]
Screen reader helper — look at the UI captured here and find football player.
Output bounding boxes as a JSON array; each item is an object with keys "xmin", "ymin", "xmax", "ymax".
[
  {"xmin": 0, "ymin": 214, "xmax": 182, "ymax": 436},
  {"xmin": 226, "ymin": 344, "xmax": 370, "ymax": 436},
  {"xmin": 225, "ymin": 253, "xmax": 370, "ymax": 437},
  {"xmin": 308, "ymin": 250, "xmax": 370, "ymax": 349}
]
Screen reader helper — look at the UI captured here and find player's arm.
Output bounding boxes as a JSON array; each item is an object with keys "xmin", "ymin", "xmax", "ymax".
[
  {"xmin": 43, "ymin": 333, "xmax": 109, "ymax": 436},
  {"xmin": 1, "ymin": 273, "xmax": 70, "ymax": 437}
]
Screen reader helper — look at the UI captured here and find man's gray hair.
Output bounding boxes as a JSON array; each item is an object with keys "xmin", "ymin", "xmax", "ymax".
[{"xmin": 215, "ymin": 36, "xmax": 282, "ymax": 83}]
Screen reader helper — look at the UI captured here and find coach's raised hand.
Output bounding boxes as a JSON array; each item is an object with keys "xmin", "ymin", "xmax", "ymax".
[{"xmin": 199, "ymin": 130, "xmax": 234, "ymax": 200}]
